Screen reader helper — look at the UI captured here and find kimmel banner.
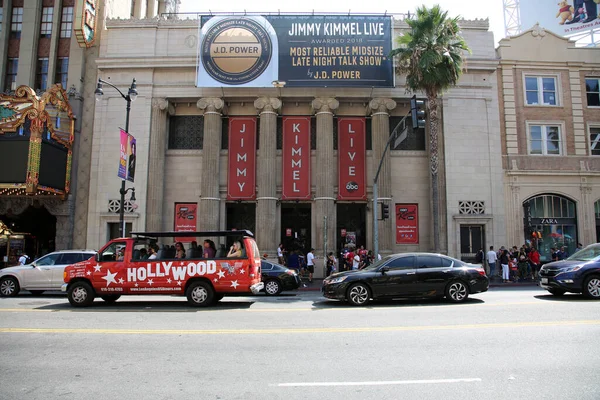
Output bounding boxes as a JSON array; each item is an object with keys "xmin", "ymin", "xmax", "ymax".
[
  {"xmin": 227, "ymin": 117, "xmax": 257, "ymax": 200},
  {"xmin": 396, "ymin": 204, "xmax": 418, "ymax": 244},
  {"xmin": 337, "ymin": 118, "xmax": 366, "ymax": 200},
  {"xmin": 174, "ymin": 203, "xmax": 198, "ymax": 243},
  {"xmin": 282, "ymin": 117, "xmax": 311, "ymax": 200}
]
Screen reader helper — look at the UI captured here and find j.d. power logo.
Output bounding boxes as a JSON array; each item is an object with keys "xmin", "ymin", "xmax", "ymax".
[{"xmin": 201, "ymin": 18, "xmax": 272, "ymax": 85}]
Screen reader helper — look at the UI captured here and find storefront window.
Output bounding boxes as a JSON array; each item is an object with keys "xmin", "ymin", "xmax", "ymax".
[{"xmin": 524, "ymin": 194, "xmax": 577, "ymax": 263}]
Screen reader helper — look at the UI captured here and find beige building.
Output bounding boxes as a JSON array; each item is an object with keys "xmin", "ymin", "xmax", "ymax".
[
  {"xmin": 80, "ymin": 13, "xmax": 506, "ymax": 275},
  {"xmin": 497, "ymin": 24, "xmax": 600, "ymax": 261}
]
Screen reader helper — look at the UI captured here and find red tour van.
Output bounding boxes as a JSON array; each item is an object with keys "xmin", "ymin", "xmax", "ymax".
[{"xmin": 62, "ymin": 230, "xmax": 263, "ymax": 307}]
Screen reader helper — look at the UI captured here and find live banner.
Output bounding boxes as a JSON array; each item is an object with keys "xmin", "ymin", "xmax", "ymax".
[
  {"xmin": 174, "ymin": 203, "xmax": 198, "ymax": 243},
  {"xmin": 227, "ymin": 117, "xmax": 257, "ymax": 200},
  {"xmin": 282, "ymin": 117, "xmax": 311, "ymax": 200},
  {"xmin": 337, "ymin": 118, "xmax": 366, "ymax": 200},
  {"xmin": 396, "ymin": 204, "xmax": 418, "ymax": 244}
]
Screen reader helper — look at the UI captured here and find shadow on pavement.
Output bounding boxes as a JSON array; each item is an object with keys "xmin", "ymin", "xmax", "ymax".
[
  {"xmin": 32, "ymin": 298, "xmax": 257, "ymax": 312},
  {"xmin": 534, "ymin": 293, "xmax": 593, "ymax": 302},
  {"xmin": 311, "ymin": 297, "xmax": 485, "ymax": 310}
]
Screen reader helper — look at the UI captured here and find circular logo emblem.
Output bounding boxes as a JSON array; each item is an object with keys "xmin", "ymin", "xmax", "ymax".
[
  {"xmin": 346, "ymin": 181, "xmax": 359, "ymax": 192},
  {"xmin": 201, "ymin": 18, "xmax": 272, "ymax": 85}
]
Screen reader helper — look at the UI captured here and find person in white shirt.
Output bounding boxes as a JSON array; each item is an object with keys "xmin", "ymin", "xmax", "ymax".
[
  {"xmin": 277, "ymin": 243, "xmax": 285, "ymax": 265},
  {"xmin": 18, "ymin": 253, "xmax": 29, "ymax": 265},
  {"xmin": 306, "ymin": 248, "xmax": 315, "ymax": 282},
  {"xmin": 148, "ymin": 244, "xmax": 158, "ymax": 260},
  {"xmin": 352, "ymin": 253, "xmax": 360, "ymax": 270},
  {"xmin": 486, "ymin": 246, "xmax": 498, "ymax": 278}
]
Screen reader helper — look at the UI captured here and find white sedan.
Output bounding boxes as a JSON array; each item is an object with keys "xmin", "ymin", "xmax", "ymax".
[{"xmin": 0, "ymin": 250, "xmax": 96, "ymax": 296}]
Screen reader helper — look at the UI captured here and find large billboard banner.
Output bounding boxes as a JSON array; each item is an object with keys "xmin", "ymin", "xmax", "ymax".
[
  {"xmin": 337, "ymin": 117, "xmax": 366, "ymax": 200},
  {"xmin": 227, "ymin": 117, "xmax": 257, "ymax": 200},
  {"xmin": 282, "ymin": 117, "xmax": 311, "ymax": 200},
  {"xmin": 520, "ymin": 0, "xmax": 600, "ymax": 37},
  {"xmin": 197, "ymin": 15, "xmax": 393, "ymax": 88}
]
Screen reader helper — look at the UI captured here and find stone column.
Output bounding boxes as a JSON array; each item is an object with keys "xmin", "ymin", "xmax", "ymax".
[
  {"xmin": 312, "ymin": 97, "xmax": 339, "ymax": 263},
  {"xmin": 146, "ymin": 98, "xmax": 171, "ymax": 232},
  {"xmin": 369, "ymin": 98, "xmax": 397, "ymax": 254},
  {"xmin": 254, "ymin": 97, "xmax": 281, "ymax": 255},
  {"xmin": 197, "ymin": 97, "xmax": 224, "ymax": 231}
]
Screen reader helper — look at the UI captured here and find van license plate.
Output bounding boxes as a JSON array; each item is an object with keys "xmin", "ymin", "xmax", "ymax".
[{"xmin": 541, "ymin": 278, "xmax": 548, "ymax": 284}]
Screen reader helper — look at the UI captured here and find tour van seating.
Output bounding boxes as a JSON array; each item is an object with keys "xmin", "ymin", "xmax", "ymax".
[
  {"xmin": 156, "ymin": 246, "xmax": 164, "ymax": 259},
  {"xmin": 215, "ymin": 245, "xmax": 227, "ymax": 258},
  {"xmin": 132, "ymin": 249, "xmax": 141, "ymax": 260}
]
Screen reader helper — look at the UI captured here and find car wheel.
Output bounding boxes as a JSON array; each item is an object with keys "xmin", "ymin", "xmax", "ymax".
[
  {"xmin": 264, "ymin": 279, "xmax": 282, "ymax": 296},
  {"xmin": 445, "ymin": 280, "xmax": 469, "ymax": 303},
  {"xmin": 29, "ymin": 290, "xmax": 44, "ymax": 296},
  {"xmin": 67, "ymin": 281, "xmax": 95, "ymax": 307},
  {"xmin": 0, "ymin": 276, "xmax": 19, "ymax": 297},
  {"xmin": 583, "ymin": 276, "xmax": 600, "ymax": 299},
  {"xmin": 101, "ymin": 295, "xmax": 121, "ymax": 303},
  {"xmin": 347, "ymin": 283, "xmax": 370, "ymax": 306},
  {"xmin": 186, "ymin": 281, "xmax": 214, "ymax": 307},
  {"xmin": 547, "ymin": 288, "xmax": 566, "ymax": 296}
]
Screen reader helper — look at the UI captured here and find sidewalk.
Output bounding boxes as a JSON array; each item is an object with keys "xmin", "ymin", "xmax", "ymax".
[{"xmin": 297, "ymin": 278, "xmax": 539, "ymax": 291}]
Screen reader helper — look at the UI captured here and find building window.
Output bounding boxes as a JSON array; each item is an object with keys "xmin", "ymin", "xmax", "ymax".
[
  {"xmin": 40, "ymin": 7, "xmax": 53, "ymax": 37},
  {"xmin": 36, "ymin": 58, "xmax": 49, "ymax": 91},
  {"xmin": 586, "ymin": 78, "xmax": 600, "ymax": 107},
  {"xmin": 529, "ymin": 125, "xmax": 561, "ymax": 155},
  {"xmin": 168, "ymin": 116, "xmax": 204, "ymax": 149},
  {"xmin": 590, "ymin": 126, "xmax": 600, "ymax": 156},
  {"xmin": 525, "ymin": 76, "xmax": 557, "ymax": 106},
  {"xmin": 389, "ymin": 116, "xmax": 425, "ymax": 151},
  {"xmin": 55, "ymin": 57, "xmax": 69, "ymax": 88},
  {"xmin": 459, "ymin": 201, "xmax": 485, "ymax": 215},
  {"xmin": 60, "ymin": 6, "xmax": 73, "ymax": 38},
  {"xmin": 11, "ymin": 7, "xmax": 23, "ymax": 38},
  {"xmin": 0, "ymin": 8, "xmax": 4, "ymax": 33},
  {"xmin": 5, "ymin": 58, "xmax": 18, "ymax": 92}
]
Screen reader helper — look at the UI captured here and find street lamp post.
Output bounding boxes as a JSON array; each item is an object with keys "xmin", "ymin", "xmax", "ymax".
[{"xmin": 94, "ymin": 78, "xmax": 138, "ymax": 238}]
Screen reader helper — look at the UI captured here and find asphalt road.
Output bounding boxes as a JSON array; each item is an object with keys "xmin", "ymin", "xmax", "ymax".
[{"xmin": 0, "ymin": 286, "xmax": 598, "ymax": 400}]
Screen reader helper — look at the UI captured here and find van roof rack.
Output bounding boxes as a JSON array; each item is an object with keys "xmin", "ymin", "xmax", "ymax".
[{"xmin": 130, "ymin": 230, "xmax": 254, "ymax": 238}]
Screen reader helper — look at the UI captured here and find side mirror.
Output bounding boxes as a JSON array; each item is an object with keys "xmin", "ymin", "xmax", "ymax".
[
  {"xmin": 31, "ymin": 262, "xmax": 36, "ymax": 268},
  {"xmin": 380, "ymin": 266, "xmax": 389, "ymax": 274},
  {"xmin": 95, "ymin": 253, "xmax": 100, "ymax": 262}
]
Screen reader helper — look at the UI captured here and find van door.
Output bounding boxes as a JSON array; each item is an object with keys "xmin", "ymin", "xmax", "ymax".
[{"xmin": 93, "ymin": 241, "xmax": 128, "ymax": 296}]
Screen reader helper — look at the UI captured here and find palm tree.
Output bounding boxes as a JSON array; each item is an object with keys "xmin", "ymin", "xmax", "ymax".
[{"xmin": 389, "ymin": 5, "xmax": 470, "ymax": 252}]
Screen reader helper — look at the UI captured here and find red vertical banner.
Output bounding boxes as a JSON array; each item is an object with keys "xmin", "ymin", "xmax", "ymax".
[
  {"xmin": 396, "ymin": 204, "xmax": 419, "ymax": 244},
  {"xmin": 337, "ymin": 117, "xmax": 366, "ymax": 200},
  {"xmin": 227, "ymin": 117, "xmax": 257, "ymax": 200},
  {"xmin": 282, "ymin": 117, "xmax": 311, "ymax": 200},
  {"xmin": 174, "ymin": 203, "xmax": 198, "ymax": 243}
]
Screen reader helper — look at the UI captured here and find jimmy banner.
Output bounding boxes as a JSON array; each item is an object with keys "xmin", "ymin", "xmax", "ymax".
[
  {"xmin": 197, "ymin": 14, "xmax": 393, "ymax": 88},
  {"xmin": 227, "ymin": 117, "xmax": 257, "ymax": 200}
]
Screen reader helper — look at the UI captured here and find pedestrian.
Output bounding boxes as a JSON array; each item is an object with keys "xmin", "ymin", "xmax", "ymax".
[
  {"xmin": 517, "ymin": 247, "xmax": 528, "ymax": 282},
  {"xmin": 277, "ymin": 243, "xmax": 286, "ymax": 265},
  {"xmin": 500, "ymin": 248, "xmax": 510, "ymax": 283},
  {"xmin": 326, "ymin": 252, "xmax": 336, "ymax": 277},
  {"xmin": 486, "ymin": 246, "xmax": 497, "ymax": 278},
  {"xmin": 475, "ymin": 247, "xmax": 484, "ymax": 268},
  {"xmin": 306, "ymin": 248, "xmax": 315, "ymax": 283},
  {"xmin": 577, "ymin": 243, "xmax": 583, "ymax": 251},
  {"xmin": 18, "ymin": 253, "xmax": 29, "ymax": 265},
  {"xmin": 287, "ymin": 250, "xmax": 300, "ymax": 274},
  {"xmin": 148, "ymin": 244, "xmax": 158, "ymax": 260},
  {"xmin": 352, "ymin": 252, "xmax": 360, "ymax": 270},
  {"xmin": 529, "ymin": 246, "xmax": 540, "ymax": 279}
]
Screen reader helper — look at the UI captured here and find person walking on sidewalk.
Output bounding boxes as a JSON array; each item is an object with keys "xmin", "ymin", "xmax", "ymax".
[
  {"xmin": 487, "ymin": 246, "xmax": 497, "ymax": 278},
  {"xmin": 306, "ymin": 248, "xmax": 315, "ymax": 283},
  {"xmin": 500, "ymin": 248, "xmax": 510, "ymax": 283}
]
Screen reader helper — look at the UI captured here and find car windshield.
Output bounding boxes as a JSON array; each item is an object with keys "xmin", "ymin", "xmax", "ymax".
[{"xmin": 566, "ymin": 244, "xmax": 600, "ymax": 262}]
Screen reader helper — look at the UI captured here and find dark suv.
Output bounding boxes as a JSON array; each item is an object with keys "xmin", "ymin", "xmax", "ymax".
[{"xmin": 539, "ymin": 243, "xmax": 600, "ymax": 299}]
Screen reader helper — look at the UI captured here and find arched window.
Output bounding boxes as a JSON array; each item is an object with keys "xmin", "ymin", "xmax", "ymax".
[{"xmin": 523, "ymin": 195, "xmax": 577, "ymax": 262}]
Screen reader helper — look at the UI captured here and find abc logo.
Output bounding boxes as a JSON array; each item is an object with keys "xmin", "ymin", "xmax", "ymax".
[{"xmin": 346, "ymin": 181, "xmax": 360, "ymax": 192}]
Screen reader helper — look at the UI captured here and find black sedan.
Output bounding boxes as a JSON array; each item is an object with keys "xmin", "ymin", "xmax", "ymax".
[
  {"xmin": 539, "ymin": 243, "xmax": 600, "ymax": 299},
  {"xmin": 261, "ymin": 260, "xmax": 302, "ymax": 295},
  {"xmin": 322, "ymin": 253, "xmax": 489, "ymax": 306}
]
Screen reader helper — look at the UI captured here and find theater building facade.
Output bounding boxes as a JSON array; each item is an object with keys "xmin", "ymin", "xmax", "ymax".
[
  {"xmin": 497, "ymin": 25, "xmax": 600, "ymax": 261},
  {"xmin": 82, "ymin": 14, "xmax": 506, "ymax": 275}
]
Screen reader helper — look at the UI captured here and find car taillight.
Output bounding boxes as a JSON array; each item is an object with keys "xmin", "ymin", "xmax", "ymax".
[{"xmin": 476, "ymin": 268, "xmax": 486, "ymax": 276}]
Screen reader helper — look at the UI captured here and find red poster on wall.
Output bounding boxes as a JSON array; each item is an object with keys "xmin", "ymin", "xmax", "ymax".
[
  {"xmin": 338, "ymin": 118, "xmax": 366, "ymax": 200},
  {"xmin": 396, "ymin": 204, "xmax": 419, "ymax": 244},
  {"xmin": 282, "ymin": 117, "xmax": 311, "ymax": 200},
  {"xmin": 227, "ymin": 117, "xmax": 257, "ymax": 200},
  {"xmin": 174, "ymin": 203, "xmax": 197, "ymax": 243}
]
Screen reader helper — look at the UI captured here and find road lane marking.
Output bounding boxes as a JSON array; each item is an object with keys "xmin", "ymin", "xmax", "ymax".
[
  {"xmin": 0, "ymin": 320, "xmax": 598, "ymax": 336},
  {"xmin": 274, "ymin": 378, "xmax": 483, "ymax": 387}
]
